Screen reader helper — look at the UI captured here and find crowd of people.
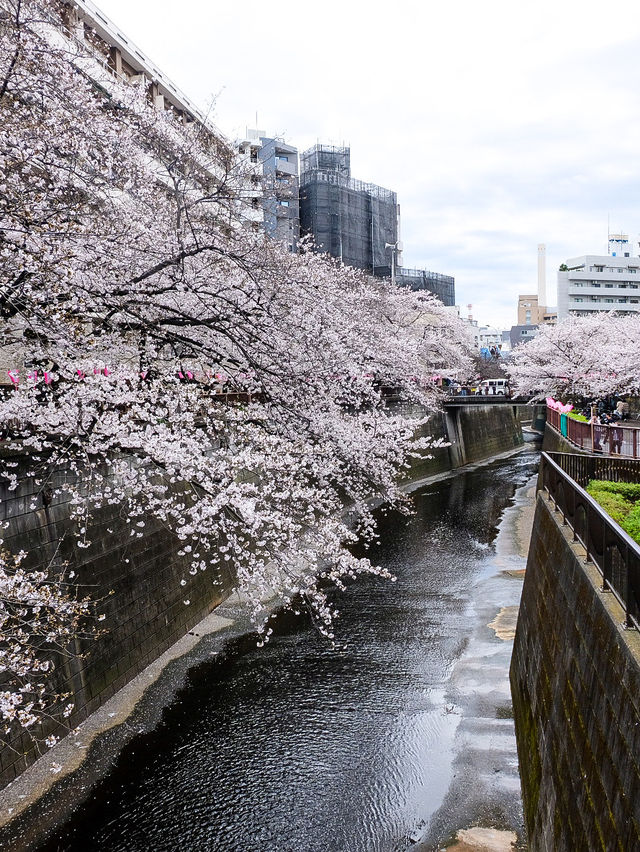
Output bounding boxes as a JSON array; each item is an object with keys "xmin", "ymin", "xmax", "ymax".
[{"xmin": 583, "ymin": 399, "xmax": 631, "ymax": 454}]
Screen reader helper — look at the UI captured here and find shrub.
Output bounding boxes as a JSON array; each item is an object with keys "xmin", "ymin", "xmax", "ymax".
[{"xmin": 586, "ymin": 480, "xmax": 640, "ymax": 543}]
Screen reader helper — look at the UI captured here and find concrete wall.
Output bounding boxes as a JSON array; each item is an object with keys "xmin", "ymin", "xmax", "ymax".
[
  {"xmin": 511, "ymin": 494, "xmax": 640, "ymax": 851},
  {"xmin": 401, "ymin": 403, "xmax": 524, "ymax": 482},
  {"xmin": 0, "ymin": 450, "xmax": 235, "ymax": 789},
  {"xmin": 445, "ymin": 404, "xmax": 524, "ymax": 467}
]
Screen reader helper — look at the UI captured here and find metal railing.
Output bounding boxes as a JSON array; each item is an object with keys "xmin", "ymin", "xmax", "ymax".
[
  {"xmin": 539, "ymin": 452, "xmax": 640, "ymax": 630},
  {"xmin": 547, "ymin": 406, "xmax": 640, "ymax": 457}
]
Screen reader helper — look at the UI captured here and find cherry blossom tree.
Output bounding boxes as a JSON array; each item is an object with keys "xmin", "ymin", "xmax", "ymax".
[
  {"xmin": 0, "ymin": 548, "xmax": 103, "ymax": 750},
  {"xmin": 0, "ymin": 0, "xmax": 473, "ymax": 738},
  {"xmin": 507, "ymin": 313, "xmax": 640, "ymax": 401}
]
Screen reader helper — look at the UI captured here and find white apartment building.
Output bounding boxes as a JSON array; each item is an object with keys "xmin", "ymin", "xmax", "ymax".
[{"xmin": 557, "ymin": 254, "xmax": 640, "ymax": 319}]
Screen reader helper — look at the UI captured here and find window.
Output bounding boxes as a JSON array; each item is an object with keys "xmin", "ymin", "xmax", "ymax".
[
  {"xmin": 631, "ymin": 285, "xmax": 638, "ymax": 289},
  {"xmin": 276, "ymin": 155, "xmax": 289, "ymax": 162},
  {"xmin": 574, "ymin": 297, "xmax": 583, "ymax": 303},
  {"xmin": 279, "ymin": 199, "xmax": 290, "ymax": 207},
  {"xmin": 630, "ymin": 269, "xmax": 637, "ymax": 274},
  {"xmin": 605, "ymin": 284, "xmax": 614, "ymax": 288}
]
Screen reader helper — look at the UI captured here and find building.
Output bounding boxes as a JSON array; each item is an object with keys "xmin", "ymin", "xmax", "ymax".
[
  {"xmin": 55, "ymin": 0, "xmax": 222, "ymax": 133},
  {"xmin": 238, "ymin": 131, "xmax": 300, "ymax": 251},
  {"xmin": 299, "ymin": 144, "xmax": 400, "ymax": 277},
  {"xmin": 395, "ymin": 268, "xmax": 455, "ymax": 307},
  {"xmin": 517, "ymin": 294, "xmax": 557, "ymax": 326},
  {"xmin": 299, "ymin": 144, "xmax": 455, "ymax": 305},
  {"xmin": 510, "ymin": 324, "xmax": 540, "ymax": 349},
  {"xmin": 557, "ymin": 246, "xmax": 640, "ymax": 319}
]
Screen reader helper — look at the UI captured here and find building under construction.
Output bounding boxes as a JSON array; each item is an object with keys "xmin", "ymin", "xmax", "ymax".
[
  {"xmin": 395, "ymin": 267, "xmax": 455, "ymax": 306},
  {"xmin": 299, "ymin": 145, "xmax": 399, "ymax": 278},
  {"xmin": 299, "ymin": 144, "xmax": 455, "ymax": 305}
]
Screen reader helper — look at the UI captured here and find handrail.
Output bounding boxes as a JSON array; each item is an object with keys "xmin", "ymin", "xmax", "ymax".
[
  {"xmin": 539, "ymin": 452, "xmax": 640, "ymax": 631},
  {"xmin": 547, "ymin": 405, "xmax": 640, "ymax": 458}
]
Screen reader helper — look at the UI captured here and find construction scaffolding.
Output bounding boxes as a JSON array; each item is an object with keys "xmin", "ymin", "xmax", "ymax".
[
  {"xmin": 299, "ymin": 146, "xmax": 398, "ymax": 276},
  {"xmin": 396, "ymin": 267, "xmax": 456, "ymax": 306}
]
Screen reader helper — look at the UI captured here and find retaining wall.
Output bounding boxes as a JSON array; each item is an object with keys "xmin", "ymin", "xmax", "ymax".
[
  {"xmin": 510, "ymin": 494, "xmax": 640, "ymax": 851},
  {"xmin": 405, "ymin": 403, "xmax": 524, "ymax": 481},
  {"xmin": 0, "ymin": 451, "xmax": 235, "ymax": 789}
]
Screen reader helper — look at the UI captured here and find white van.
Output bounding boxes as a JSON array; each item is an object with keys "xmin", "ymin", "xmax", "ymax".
[{"xmin": 475, "ymin": 379, "xmax": 509, "ymax": 396}]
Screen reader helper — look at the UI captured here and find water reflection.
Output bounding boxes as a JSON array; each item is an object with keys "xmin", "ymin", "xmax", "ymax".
[{"xmin": 35, "ymin": 451, "xmax": 539, "ymax": 852}]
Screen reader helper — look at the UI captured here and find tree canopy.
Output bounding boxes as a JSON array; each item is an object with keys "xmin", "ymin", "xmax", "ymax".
[
  {"xmin": 0, "ymin": 0, "xmax": 473, "ymax": 741},
  {"xmin": 507, "ymin": 313, "xmax": 640, "ymax": 401}
]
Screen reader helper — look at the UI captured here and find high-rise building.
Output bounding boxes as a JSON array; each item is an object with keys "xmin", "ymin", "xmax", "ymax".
[
  {"xmin": 299, "ymin": 144, "xmax": 456, "ymax": 305},
  {"xmin": 237, "ymin": 131, "xmax": 300, "ymax": 251},
  {"xmin": 299, "ymin": 144, "xmax": 400, "ymax": 277}
]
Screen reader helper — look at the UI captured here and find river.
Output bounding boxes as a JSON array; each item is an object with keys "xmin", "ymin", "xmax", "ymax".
[{"xmin": 27, "ymin": 447, "xmax": 539, "ymax": 851}]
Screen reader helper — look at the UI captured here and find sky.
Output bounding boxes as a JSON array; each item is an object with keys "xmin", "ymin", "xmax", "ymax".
[{"xmin": 93, "ymin": 0, "xmax": 640, "ymax": 329}]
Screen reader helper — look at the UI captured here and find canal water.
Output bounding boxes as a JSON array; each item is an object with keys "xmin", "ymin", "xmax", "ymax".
[{"xmin": 32, "ymin": 448, "xmax": 538, "ymax": 852}]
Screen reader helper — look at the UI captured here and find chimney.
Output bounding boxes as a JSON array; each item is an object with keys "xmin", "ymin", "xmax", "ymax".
[{"xmin": 537, "ymin": 243, "xmax": 547, "ymax": 310}]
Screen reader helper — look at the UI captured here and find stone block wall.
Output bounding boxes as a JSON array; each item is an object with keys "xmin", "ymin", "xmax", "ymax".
[
  {"xmin": 511, "ymin": 494, "xmax": 640, "ymax": 851},
  {"xmin": 0, "ymin": 450, "xmax": 234, "ymax": 789}
]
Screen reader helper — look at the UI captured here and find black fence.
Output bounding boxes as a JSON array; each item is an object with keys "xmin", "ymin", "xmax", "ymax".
[{"xmin": 539, "ymin": 452, "xmax": 640, "ymax": 631}]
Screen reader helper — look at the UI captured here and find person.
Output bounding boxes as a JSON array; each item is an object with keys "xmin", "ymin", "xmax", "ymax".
[
  {"xmin": 616, "ymin": 400, "xmax": 630, "ymax": 421},
  {"xmin": 589, "ymin": 413, "xmax": 603, "ymax": 452},
  {"xmin": 610, "ymin": 424, "xmax": 624, "ymax": 454}
]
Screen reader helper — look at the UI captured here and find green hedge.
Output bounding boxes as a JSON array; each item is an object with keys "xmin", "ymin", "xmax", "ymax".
[{"xmin": 587, "ymin": 480, "xmax": 640, "ymax": 543}]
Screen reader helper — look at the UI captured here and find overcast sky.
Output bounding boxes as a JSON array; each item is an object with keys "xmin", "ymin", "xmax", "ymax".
[{"xmin": 95, "ymin": 0, "xmax": 640, "ymax": 329}]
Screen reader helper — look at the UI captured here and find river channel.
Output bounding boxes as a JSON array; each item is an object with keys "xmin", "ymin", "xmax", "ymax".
[{"xmin": 27, "ymin": 448, "xmax": 539, "ymax": 851}]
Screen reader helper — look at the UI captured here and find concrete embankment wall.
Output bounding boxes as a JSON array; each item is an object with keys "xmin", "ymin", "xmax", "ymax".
[
  {"xmin": 0, "ymin": 452, "xmax": 235, "ymax": 789},
  {"xmin": 404, "ymin": 403, "xmax": 524, "ymax": 481},
  {"xmin": 0, "ymin": 403, "xmax": 523, "ymax": 790},
  {"xmin": 510, "ymin": 494, "xmax": 640, "ymax": 851}
]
